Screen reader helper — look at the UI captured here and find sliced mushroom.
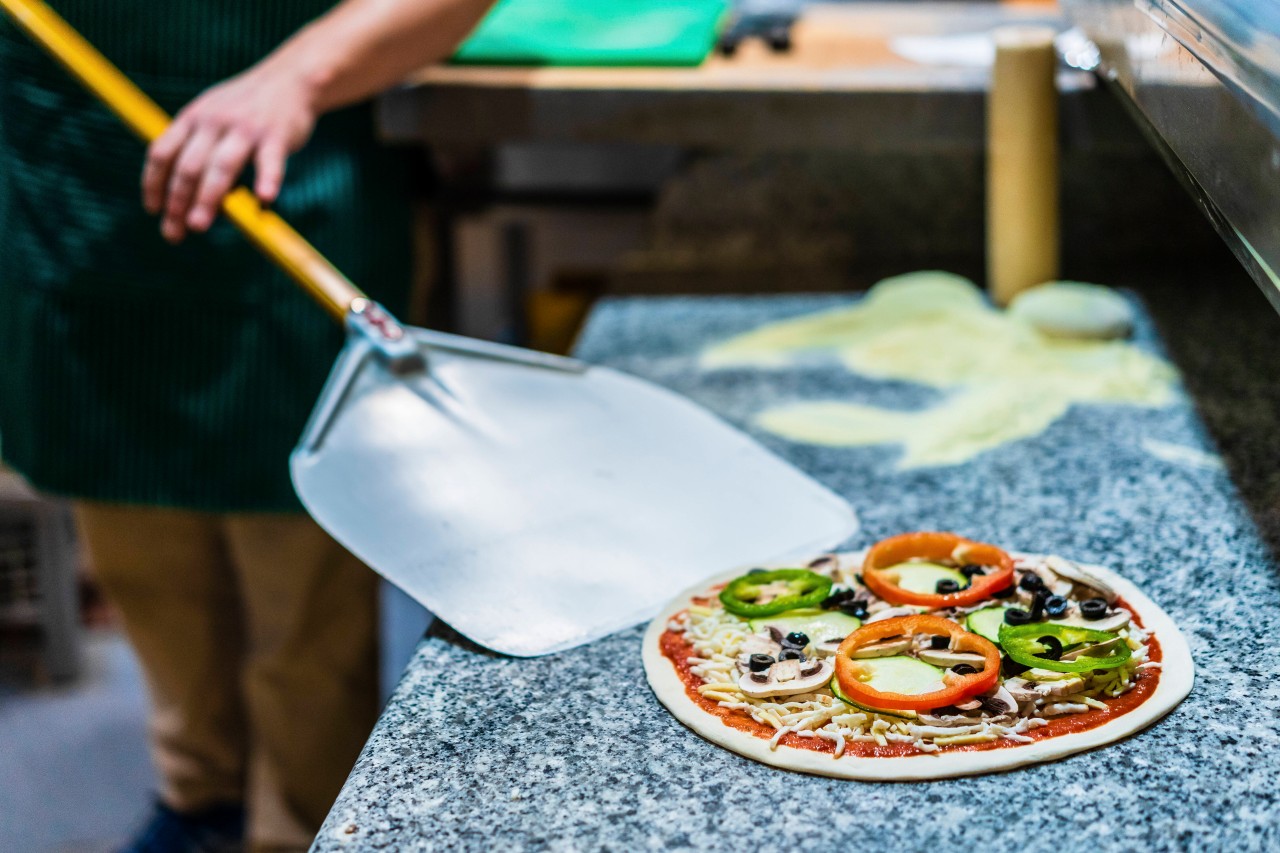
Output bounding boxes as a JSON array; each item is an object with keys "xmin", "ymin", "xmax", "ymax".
[
  {"xmin": 864, "ymin": 606, "xmax": 920, "ymax": 624},
  {"xmin": 848, "ymin": 637, "xmax": 912, "ymax": 659},
  {"xmin": 813, "ymin": 638, "xmax": 844, "ymax": 658},
  {"xmin": 772, "ymin": 659, "xmax": 802, "ymax": 683},
  {"xmin": 1044, "ymin": 556, "xmax": 1118, "ymax": 604},
  {"xmin": 737, "ymin": 634, "xmax": 782, "ymax": 672},
  {"xmin": 1060, "ymin": 636, "xmax": 1128, "ymax": 662},
  {"xmin": 979, "ymin": 684, "xmax": 1019, "ymax": 715},
  {"xmin": 911, "ymin": 634, "xmax": 941, "ymax": 653},
  {"xmin": 1003, "ymin": 678, "xmax": 1041, "ymax": 703},
  {"xmin": 917, "ymin": 649, "xmax": 987, "ymax": 668},
  {"xmin": 955, "ymin": 698, "xmax": 984, "ymax": 711},
  {"xmin": 1050, "ymin": 608, "xmax": 1131, "ymax": 633},
  {"xmin": 740, "ymin": 633, "xmax": 782, "ymax": 659},
  {"xmin": 807, "ymin": 554, "xmax": 839, "ymax": 572},
  {"xmin": 1033, "ymin": 559, "xmax": 1077, "ymax": 598},
  {"xmin": 737, "ymin": 657, "xmax": 835, "ymax": 699}
]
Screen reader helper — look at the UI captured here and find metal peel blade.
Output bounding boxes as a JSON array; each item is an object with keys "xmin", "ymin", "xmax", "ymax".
[{"xmin": 292, "ymin": 331, "xmax": 857, "ymax": 656}]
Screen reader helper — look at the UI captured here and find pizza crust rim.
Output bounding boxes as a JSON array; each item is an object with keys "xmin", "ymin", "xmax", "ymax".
[{"xmin": 642, "ymin": 553, "xmax": 1194, "ymax": 781}]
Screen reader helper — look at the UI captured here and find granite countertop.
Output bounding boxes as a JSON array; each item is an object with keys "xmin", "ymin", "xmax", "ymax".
[{"xmin": 315, "ymin": 279, "xmax": 1280, "ymax": 852}]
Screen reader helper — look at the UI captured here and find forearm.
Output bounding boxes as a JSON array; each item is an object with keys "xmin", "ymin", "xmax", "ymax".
[
  {"xmin": 145, "ymin": 0, "xmax": 495, "ymax": 242},
  {"xmin": 266, "ymin": 0, "xmax": 497, "ymax": 113}
]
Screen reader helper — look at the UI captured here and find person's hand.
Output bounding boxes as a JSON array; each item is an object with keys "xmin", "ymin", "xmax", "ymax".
[{"xmin": 142, "ymin": 61, "xmax": 318, "ymax": 243}]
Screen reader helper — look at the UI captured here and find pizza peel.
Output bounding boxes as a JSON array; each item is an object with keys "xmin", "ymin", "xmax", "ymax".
[{"xmin": 5, "ymin": 0, "xmax": 857, "ymax": 655}]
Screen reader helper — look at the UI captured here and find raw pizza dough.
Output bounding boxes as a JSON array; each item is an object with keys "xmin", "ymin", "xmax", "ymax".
[
  {"xmin": 699, "ymin": 272, "xmax": 1175, "ymax": 469},
  {"xmin": 1007, "ymin": 282, "xmax": 1136, "ymax": 340},
  {"xmin": 643, "ymin": 553, "xmax": 1193, "ymax": 780}
]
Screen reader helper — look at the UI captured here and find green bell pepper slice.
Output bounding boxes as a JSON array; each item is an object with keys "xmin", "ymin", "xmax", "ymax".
[
  {"xmin": 998, "ymin": 622, "xmax": 1132, "ymax": 673},
  {"xmin": 719, "ymin": 569, "xmax": 833, "ymax": 618}
]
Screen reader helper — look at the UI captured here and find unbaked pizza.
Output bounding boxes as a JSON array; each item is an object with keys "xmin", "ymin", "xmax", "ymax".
[{"xmin": 644, "ymin": 532, "xmax": 1192, "ymax": 779}]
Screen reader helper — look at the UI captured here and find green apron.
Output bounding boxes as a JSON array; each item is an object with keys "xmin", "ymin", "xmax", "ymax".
[{"xmin": 0, "ymin": 2, "xmax": 412, "ymax": 511}]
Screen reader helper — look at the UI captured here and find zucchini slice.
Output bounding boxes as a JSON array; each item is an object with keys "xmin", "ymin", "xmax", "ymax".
[
  {"xmin": 828, "ymin": 655, "xmax": 944, "ymax": 720},
  {"xmin": 888, "ymin": 561, "xmax": 969, "ymax": 595},
  {"xmin": 829, "ymin": 673, "xmax": 917, "ymax": 720},
  {"xmin": 748, "ymin": 609, "xmax": 862, "ymax": 644},
  {"xmin": 965, "ymin": 605, "xmax": 1011, "ymax": 644}
]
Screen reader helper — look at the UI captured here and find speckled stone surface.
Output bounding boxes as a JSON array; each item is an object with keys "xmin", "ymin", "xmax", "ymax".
[{"xmin": 315, "ymin": 280, "xmax": 1280, "ymax": 852}]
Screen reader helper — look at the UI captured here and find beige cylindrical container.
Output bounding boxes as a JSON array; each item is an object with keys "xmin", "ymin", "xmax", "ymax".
[{"xmin": 987, "ymin": 26, "xmax": 1060, "ymax": 306}]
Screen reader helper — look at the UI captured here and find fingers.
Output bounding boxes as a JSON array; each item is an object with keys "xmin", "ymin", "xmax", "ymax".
[
  {"xmin": 141, "ymin": 71, "xmax": 315, "ymax": 241},
  {"xmin": 145, "ymin": 122, "xmax": 294, "ymax": 241},
  {"xmin": 142, "ymin": 120, "xmax": 192, "ymax": 215},
  {"xmin": 160, "ymin": 128, "xmax": 218, "ymax": 243},
  {"xmin": 186, "ymin": 131, "xmax": 255, "ymax": 233},
  {"xmin": 254, "ymin": 135, "xmax": 288, "ymax": 203}
]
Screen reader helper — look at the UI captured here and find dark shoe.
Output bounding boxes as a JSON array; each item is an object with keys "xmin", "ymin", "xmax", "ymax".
[{"xmin": 117, "ymin": 800, "xmax": 245, "ymax": 853}]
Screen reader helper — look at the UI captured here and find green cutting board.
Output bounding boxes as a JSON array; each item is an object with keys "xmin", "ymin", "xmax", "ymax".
[{"xmin": 453, "ymin": 0, "xmax": 730, "ymax": 67}]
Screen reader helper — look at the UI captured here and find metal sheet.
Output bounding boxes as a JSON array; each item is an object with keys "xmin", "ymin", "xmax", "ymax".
[
  {"xmin": 291, "ymin": 332, "xmax": 858, "ymax": 657},
  {"xmin": 1062, "ymin": 0, "xmax": 1280, "ymax": 310}
]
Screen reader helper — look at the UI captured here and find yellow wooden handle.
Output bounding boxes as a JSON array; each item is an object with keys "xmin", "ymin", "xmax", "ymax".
[{"xmin": 0, "ymin": 0, "xmax": 363, "ymax": 321}]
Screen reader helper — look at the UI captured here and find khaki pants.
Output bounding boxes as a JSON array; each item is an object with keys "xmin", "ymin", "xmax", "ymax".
[{"xmin": 75, "ymin": 504, "xmax": 379, "ymax": 851}]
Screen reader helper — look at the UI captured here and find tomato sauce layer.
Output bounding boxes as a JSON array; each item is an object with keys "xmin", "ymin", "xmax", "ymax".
[{"xmin": 660, "ymin": 596, "xmax": 1162, "ymax": 758}]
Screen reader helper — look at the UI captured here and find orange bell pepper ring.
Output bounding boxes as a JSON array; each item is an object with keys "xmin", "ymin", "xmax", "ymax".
[
  {"xmin": 862, "ymin": 531, "xmax": 1015, "ymax": 608},
  {"xmin": 834, "ymin": 614, "xmax": 1001, "ymax": 711}
]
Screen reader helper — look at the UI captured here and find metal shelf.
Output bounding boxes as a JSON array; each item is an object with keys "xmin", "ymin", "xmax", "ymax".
[{"xmin": 1064, "ymin": 0, "xmax": 1280, "ymax": 311}]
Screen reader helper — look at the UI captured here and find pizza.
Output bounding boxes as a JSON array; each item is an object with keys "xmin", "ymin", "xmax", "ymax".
[{"xmin": 643, "ymin": 532, "xmax": 1193, "ymax": 779}]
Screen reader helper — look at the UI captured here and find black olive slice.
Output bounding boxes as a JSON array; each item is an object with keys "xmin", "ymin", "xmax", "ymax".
[
  {"xmin": 784, "ymin": 631, "xmax": 810, "ymax": 648},
  {"xmin": 840, "ymin": 600, "xmax": 869, "ymax": 619},
  {"xmin": 929, "ymin": 635, "xmax": 949, "ymax": 650},
  {"xmin": 1045, "ymin": 594, "xmax": 1069, "ymax": 618},
  {"xmin": 821, "ymin": 588, "xmax": 857, "ymax": 610},
  {"xmin": 1004, "ymin": 607, "xmax": 1033, "ymax": 626},
  {"xmin": 1019, "ymin": 573, "xmax": 1045, "ymax": 592},
  {"xmin": 950, "ymin": 663, "xmax": 979, "ymax": 675},
  {"xmin": 1028, "ymin": 589, "xmax": 1048, "ymax": 621},
  {"xmin": 959, "ymin": 564, "xmax": 986, "ymax": 578},
  {"xmin": 1002, "ymin": 657, "xmax": 1030, "ymax": 677},
  {"xmin": 1034, "ymin": 635, "xmax": 1064, "ymax": 661},
  {"xmin": 1080, "ymin": 598, "xmax": 1109, "ymax": 620},
  {"xmin": 748, "ymin": 653, "xmax": 775, "ymax": 673},
  {"xmin": 936, "ymin": 579, "xmax": 961, "ymax": 594}
]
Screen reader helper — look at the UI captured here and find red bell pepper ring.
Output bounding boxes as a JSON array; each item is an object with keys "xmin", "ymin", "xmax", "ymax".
[
  {"xmin": 834, "ymin": 614, "xmax": 1001, "ymax": 712},
  {"xmin": 862, "ymin": 531, "xmax": 1015, "ymax": 608}
]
